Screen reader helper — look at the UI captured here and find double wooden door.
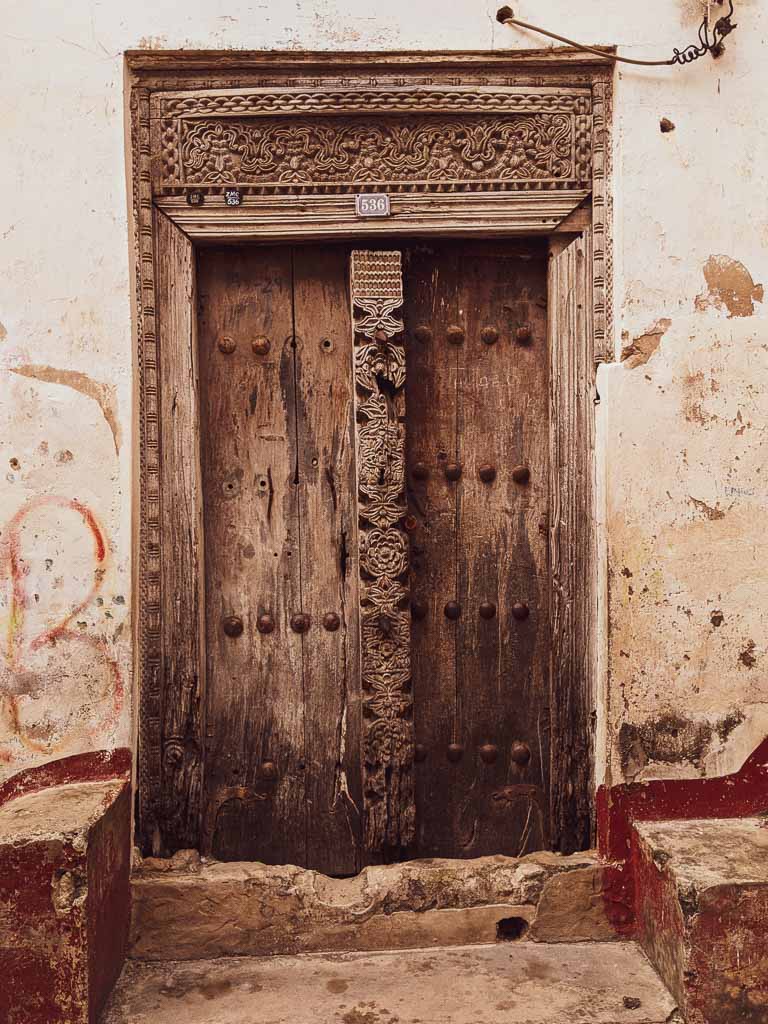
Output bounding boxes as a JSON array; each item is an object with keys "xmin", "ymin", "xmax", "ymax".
[{"xmin": 197, "ymin": 239, "xmax": 550, "ymax": 874}]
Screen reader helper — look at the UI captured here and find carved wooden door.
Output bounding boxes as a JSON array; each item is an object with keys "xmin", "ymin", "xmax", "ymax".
[
  {"xmin": 197, "ymin": 244, "xmax": 364, "ymax": 874},
  {"xmin": 196, "ymin": 240, "xmax": 550, "ymax": 873},
  {"xmin": 403, "ymin": 239, "xmax": 551, "ymax": 859}
]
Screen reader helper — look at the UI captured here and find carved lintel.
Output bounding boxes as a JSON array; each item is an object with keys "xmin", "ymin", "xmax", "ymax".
[
  {"xmin": 350, "ymin": 250, "xmax": 415, "ymax": 852},
  {"xmin": 155, "ymin": 112, "xmax": 591, "ymax": 194}
]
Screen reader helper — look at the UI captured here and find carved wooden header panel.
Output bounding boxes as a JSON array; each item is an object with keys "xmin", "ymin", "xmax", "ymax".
[
  {"xmin": 152, "ymin": 85, "xmax": 593, "ymax": 196},
  {"xmin": 145, "ymin": 72, "xmax": 611, "ymax": 358}
]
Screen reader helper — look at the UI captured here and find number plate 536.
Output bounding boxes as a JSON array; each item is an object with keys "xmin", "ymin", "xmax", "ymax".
[{"xmin": 355, "ymin": 193, "xmax": 391, "ymax": 218}]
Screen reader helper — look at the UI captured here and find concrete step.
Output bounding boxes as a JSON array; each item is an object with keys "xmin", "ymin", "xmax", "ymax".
[
  {"xmin": 102, "ymin": 941, "xmax": 681, "ymax": 1024},
  {"xmin": 633, "ymin": 817, "xmax": 768, "ymax": 1024}
]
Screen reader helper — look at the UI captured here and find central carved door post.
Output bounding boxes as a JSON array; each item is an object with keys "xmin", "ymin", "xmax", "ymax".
[{"xmin": 350, "ymin": 250, "xmax": 415, "ymax": 853}]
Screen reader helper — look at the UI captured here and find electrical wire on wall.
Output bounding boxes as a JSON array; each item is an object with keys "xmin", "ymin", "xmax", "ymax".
[{"xmin": 496, "ymin": 2, "xmax": 738, "ymax": 67}]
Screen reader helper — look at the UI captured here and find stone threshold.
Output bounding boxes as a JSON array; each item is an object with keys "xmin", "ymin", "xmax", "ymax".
[
  {"xmin": 104, "ymin": 942, "xmax": 682, "ymax": 1024},
  {"xmin": 130, "ymin": 849, "xmax": 615, "ymax": 960}
]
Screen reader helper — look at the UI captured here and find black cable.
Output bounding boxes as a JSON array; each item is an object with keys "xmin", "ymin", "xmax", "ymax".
[{"xmin": 495, "ymin": 4, "xmax": 737, "ymax": 68}]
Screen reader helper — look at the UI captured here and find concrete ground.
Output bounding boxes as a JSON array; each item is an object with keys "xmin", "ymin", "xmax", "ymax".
[{"xmin": 102, "ymin": 942, "xmax": 679, "ymax": 1024}]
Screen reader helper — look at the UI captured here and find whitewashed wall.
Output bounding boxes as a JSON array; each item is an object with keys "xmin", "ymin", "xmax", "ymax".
[{"xmin": 0, "ymin": 0, "xmax": 765, "ymax": 788}]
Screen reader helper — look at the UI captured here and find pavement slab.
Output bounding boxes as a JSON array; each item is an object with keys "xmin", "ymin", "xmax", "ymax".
[{"xmin": 102, "ymin": 941, "xmax": 679, "ymax": 1024}]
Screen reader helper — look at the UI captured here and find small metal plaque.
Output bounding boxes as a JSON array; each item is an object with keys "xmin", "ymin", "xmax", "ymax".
[
  {"xmin": 356, "ymin": 193, "xmax": 391, "ymax": 218},
  {"xmin": 186, "ymin": 190, "xmax": 205, "ymax": 207},
  {"xmin": 224, "ymin": 188, "xmax": 242, "ymax": 207}
]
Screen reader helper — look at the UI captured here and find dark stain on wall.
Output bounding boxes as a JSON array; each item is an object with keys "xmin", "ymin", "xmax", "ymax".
[
  {"xmin": 739, "ymin": 641, "xmax": 757, "ymax": 669},
  {"xmin": 688, "ymin": 495, "xmax": 725, "ymax": 520},
  {"xmin": 619, "ymin": 710, "xmax": 745, "ymax": 780}
]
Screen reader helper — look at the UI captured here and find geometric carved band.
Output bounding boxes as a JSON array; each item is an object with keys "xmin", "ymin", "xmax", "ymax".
[
  {"xmin": 350, "ymin": 250, "xmax": 415, "ymax": 852},
  {"xmin": 158, "ymin": 88, "xmax": 592, "ymax": 120}
]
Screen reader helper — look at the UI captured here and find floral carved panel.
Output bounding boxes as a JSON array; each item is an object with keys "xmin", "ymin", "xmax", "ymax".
[
  {"xmin": 153, "ymin": 83, "xmax": 594, "ymax": 196},
  {"xmin": 350, "ymin": 249, "xmax": 415, "ymax": 852},
  {"xmin": 162, "ymin": 114, "xmax": 588, "ymax": 193}
]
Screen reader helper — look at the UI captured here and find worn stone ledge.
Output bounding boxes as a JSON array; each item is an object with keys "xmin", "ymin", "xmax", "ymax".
[
  {"xmin": 634, "ymin": 818, "xmax": 768, "ymax": 1024},
  {"xmin": 131, "ymin": 849, "xmax": 615, "ymax": 959},
  {"xmin": 0, "ymin": 778, "xmax": 131, "ymax": 1024}
]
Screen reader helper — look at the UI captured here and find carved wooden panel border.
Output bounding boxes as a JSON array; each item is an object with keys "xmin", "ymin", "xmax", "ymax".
[
  {"xmin": 151, "ymin": 85, "xmax": 593, "ymax": 196},
  {"xmin": 131, "ymin": 85, "xmax": 164, "ymax": 851},
  {"xmin": 128, "ymin": 52, "xmax": 613, "ymax": 856},
  {"xmin": 350, "ymin": 250, "xmax": 414, "ymax": 852}
]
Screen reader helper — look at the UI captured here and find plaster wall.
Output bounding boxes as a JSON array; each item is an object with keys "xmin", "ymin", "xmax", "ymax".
[{"xmin": 0, "ymin": 0, "xmax": 765, "ymax": 790}]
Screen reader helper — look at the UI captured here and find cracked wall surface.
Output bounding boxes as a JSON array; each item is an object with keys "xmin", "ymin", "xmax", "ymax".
[{"xmin": 1, "ymin": 0, "xmax": 767, "ymax": 791}]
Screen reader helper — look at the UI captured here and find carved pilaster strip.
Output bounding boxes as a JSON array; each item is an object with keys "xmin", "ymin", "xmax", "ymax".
[
  {"xmin": 591, "ymin": 77, "xmax": 613, "ymax": 363},
  {"xmin": 132, "ymin": 86, "xmax": 164, "ymax": 853},
  {"xmin": 350, "ymin": 250, "xmax": 415, "ymax": 852}
]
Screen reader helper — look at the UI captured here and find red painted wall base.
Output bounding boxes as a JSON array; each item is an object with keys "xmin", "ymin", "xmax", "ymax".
[
  {"xmin": 597, "ymin": 736, "xmax": 768, "ymax": 933},
  {"xmin": 0, "ymin": 751, "xmax": 131, "ymax": 1024}
]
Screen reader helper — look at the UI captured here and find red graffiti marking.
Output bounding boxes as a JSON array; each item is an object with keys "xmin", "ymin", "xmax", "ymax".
[
  {"xmin": 3, "ymin": 495, "xmax": 107, "ymax": 664},
  {"xmin": 0, "ymin": 495, "xmax": 122, "ymax": 757}
]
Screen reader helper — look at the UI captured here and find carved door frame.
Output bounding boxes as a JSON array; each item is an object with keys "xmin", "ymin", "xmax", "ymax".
[{"xmin": 127, "ymin": 49, "xmax": 613, "ymax": 857}]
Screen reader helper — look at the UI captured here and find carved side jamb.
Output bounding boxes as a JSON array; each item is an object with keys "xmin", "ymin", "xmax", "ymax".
[
  {"xmin": 132, "ymin": 85, "xmax": 164, "ymax": 854},
  {"xmin": 350, "ymin": 250, "xmax": 415, "ymax": 853},
  {"xmin": 591, "ymin": 73, "xmax": 614, "ymax": 364}
]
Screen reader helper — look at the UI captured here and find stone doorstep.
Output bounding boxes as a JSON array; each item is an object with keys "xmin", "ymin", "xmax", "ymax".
[
  {"xmin": 633, "ymin": 817, "xmax": 768, "ymax": 1024},
  {"xmin": 0, "ymin": 778, "xmax": 131, "ymax": 1024},
  {"xmin": 103, "ymin": 941, "xmax": 682, "ymax": 1024},
  {"xmin": 130, "ymin": 849, "xmax": 616, "ymax": 960}
]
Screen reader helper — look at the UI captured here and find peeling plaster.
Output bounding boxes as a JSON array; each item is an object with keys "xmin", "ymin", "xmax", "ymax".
[
  {"xmin": 9, "ymin": 364, "xmax": 121, "ymax": 455},
  {"xmin": 695, "ymin": 256, "xmax": 764, "ymax": 319},
  {"xmin": 605, "ymin": 312, "xmax": 768, "ymax": 783},
  {"xmin": 738, "ymin": 641, "xmax": 757, "ymax": 669},
  {"xmin": 621, "ymin": 319, "xmax": 672, "ymax": 369},
  {"xmin": 51, "ymin": 868, "xmax": 87, "ymax": 917},
  {"xmin": 688, "ymin": 495, "xmax": 726, "ymax": 521}
]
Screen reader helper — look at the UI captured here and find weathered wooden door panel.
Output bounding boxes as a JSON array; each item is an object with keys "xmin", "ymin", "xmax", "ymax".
[
  {"xmin": 197, "ymin": 239, "xmax": 552, "ymax": 871},
  {"xmin": 291, "ymin": 245, "xmax": 363, "ymax": 874},
  {"xmin": 198, "ymin": 246, "xmax": 307, "ymax": 863},
  {"xmin": 403, "ymin": 239, "xmax": 551, "ymax": 859},
  {"xmin": 198, "ymin": 245, "xmax": 363, "ymax": 870}
]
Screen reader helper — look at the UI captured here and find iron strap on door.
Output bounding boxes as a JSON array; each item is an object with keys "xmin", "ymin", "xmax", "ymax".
[{"xmin": 350, "ymin": 250, "xmax": 415, "ymax": 852}]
